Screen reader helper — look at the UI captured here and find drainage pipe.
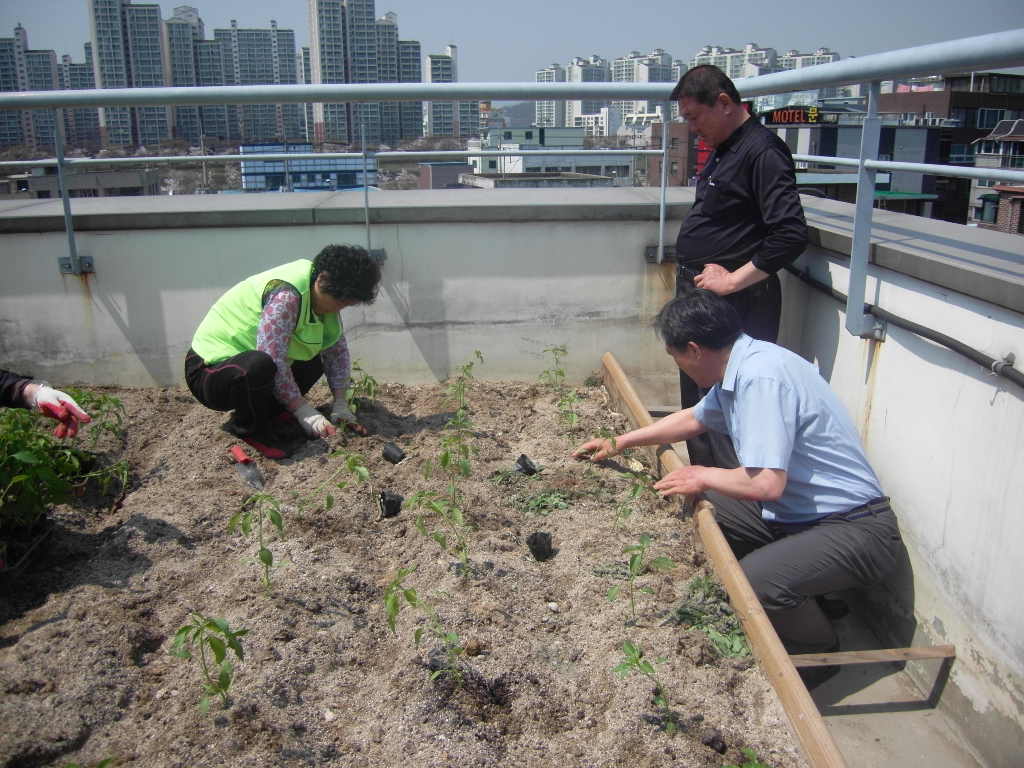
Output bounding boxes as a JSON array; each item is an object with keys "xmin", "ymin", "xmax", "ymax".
[{"xmin": 784, "ymin": 265, "xmax": 1024, "ymax": 389}]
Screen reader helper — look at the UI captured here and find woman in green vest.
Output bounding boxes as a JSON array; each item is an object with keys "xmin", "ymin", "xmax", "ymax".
[{"xmin": 185, "ymin": 244, "xmax": 381, "ymax": 458}]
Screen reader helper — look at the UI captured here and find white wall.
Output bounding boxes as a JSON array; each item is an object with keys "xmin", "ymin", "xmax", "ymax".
[{"xmin": 782, "ymin": 250, "xmax": 1024, "ymax": 763}]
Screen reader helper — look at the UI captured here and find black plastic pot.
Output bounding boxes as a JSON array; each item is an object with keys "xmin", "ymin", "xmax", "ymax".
[
  {"xmin": 378, "ymin": 490, "xmax": 403, "ymax": 518},
  {"xmin": 382, "ymin": 442, "xmax": 406, "ymax": 464},
  {"xmin": 526, "ymin": 531, "xmax": 556, "ymax": 561},
  {"xmin": 515, "ymin": 454, "xmax": 539, "ymax": 475}
]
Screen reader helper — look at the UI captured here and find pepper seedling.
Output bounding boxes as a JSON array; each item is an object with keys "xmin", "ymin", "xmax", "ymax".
[
  {"xmin": 613, "ymin": 640, "xmax": 679, "ymax": 734},
  {"xmin": 384, "ymin": 567, "xmax": 466, "ymax": 684},
  {"xmin": 229, "ymin": 492, "xmax": 284, "ymax": 592},
  {"xmin": 607, "ymin": 534, "xmax": 676, "ymax": 623},
  {"xmin": 170, "ymin": 612, "xmax": 248, "ymax": 712}
]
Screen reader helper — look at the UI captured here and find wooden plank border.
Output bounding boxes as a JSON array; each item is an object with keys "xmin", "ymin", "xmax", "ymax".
[
  {"xmin": 600, "ymin": 351, "xmax": 847, "ymax": 768},
  {"xmin": 790, "ymin": 646, "xmax": 956, "ymax": 668}
]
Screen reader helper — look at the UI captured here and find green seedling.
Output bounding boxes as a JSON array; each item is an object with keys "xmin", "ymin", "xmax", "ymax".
[
  {"xmin": 424, "ymin": 407, "xmax": 475, "ymax": 506},
  {"xmin": 613, "ymin": 640, "xmax": 679, "ymax": 734},
  {"xmin": 613, "ymin": 503, "xmax": 633, "ymax": 528},
  {"xmin": 344, "ymin": 360, "xmax": 379, "ymax": 416},
  {"xmin": 170, "ymin": 612, "xmax": 248, "ymax": 712},
  {"xmin": 520, "ymin": 490, "xmax": 570, "ymax": 516},
  {"xmin": 557, "ymin": 388, "xmax": 581, "ymax": 429},
  {"xmin": 627, "ymin": 470, "xmax": 658, "ymax": 501},
  {"xmin": 384, "ymin": 567, "xmax": 465, "ymax": 683},
  {"xmin": 725, "ymin": 748, "xmax": 775, "ymax": 768},
  {"xmin": 407, "ymin": 490, "xmax": 471, "ymax": 567},
  {"xmin": 64, "ymin": 387, "xmax": 127, "ymax": 449},
  {"xmin": 294, "ymin": 448, "xmax": 372, "ymax": 516},
  {"xmin": 539, "ymin": 344, "xmax": 568, "ymax": 392},
  {"xmin": 229, "ymin": 492, "xmax": 284, "ymax": 591},
  {"xmin": 607, "ymin": 534, "xmax": 676, "ymax": 623},
  {"xmin": 668, "ymin": 575, "xmax": 750, "ymax": 658},
  {"xmin": 1, "ymin": 404, "xmax": 129, "ymax": 541},
  {"xmin": 446, "ymin": 350, "xmax": 483, "ymax": 411}
]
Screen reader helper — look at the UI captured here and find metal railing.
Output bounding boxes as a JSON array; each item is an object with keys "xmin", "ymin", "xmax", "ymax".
[{"xmin": 1, "ymin": 29, "xmax": 1024, "ymax": 334}]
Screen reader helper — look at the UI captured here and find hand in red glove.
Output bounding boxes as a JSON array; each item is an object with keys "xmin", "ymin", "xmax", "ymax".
[{"xmin": 27, "ymin": 384, "xmax": 91, "ymax": 439}]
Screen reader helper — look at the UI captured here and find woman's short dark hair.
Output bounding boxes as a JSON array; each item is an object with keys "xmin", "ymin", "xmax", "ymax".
[
  {"xmin": 653, "ymin": 290, "xmax": 742, "ymax": 351},
  {"xmin": 670, "ymin": 64, "xmax": 742, "ymax": 107},
  {"xmin": 311, "ymin": 244, "xmax": 381, "ymax": 304}
]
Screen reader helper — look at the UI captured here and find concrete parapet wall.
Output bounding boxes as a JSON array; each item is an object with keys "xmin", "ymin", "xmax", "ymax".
[{"xmin": 0, "ymin": 188, "xmax": 684, "ymax": 388}]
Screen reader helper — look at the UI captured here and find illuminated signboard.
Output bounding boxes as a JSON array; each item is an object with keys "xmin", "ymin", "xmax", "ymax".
[{"xmin": 766, "ymin": 106, "xmax": 830, "ymax": 124}]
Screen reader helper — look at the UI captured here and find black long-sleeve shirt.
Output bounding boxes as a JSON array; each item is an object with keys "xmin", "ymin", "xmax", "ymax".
[
  {"xmin": 676, "ymin": 118, "xmax": 807, "ymax": 274},
  {"xmin": 0, "ymin": 369, "xmax": 31, "ymax": 409}
]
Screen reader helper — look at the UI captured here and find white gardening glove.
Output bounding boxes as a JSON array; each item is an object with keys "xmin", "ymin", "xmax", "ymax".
[
  {"xmin": 293, "ymin": 403, "xmax": 337, "ymax": 439},
  {"xmin": 26, "ymin": 382, "xmax": 91, "ymax": 439}
]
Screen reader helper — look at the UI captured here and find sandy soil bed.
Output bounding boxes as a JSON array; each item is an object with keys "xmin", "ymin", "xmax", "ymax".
[{"xmin": 0, "ymin": 375, "xmax": 806, "ymax": 768}]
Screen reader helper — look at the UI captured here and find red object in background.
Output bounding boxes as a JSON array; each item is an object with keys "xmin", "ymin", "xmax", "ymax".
[{"xmin": 694, "ymin": 137, "xmax": 713, "ymax": 177}]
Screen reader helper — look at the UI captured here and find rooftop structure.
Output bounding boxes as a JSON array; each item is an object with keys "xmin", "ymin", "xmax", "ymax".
[{"xmin": 1, "ymin": 30, "xmax": 1023, "ymax": 766}]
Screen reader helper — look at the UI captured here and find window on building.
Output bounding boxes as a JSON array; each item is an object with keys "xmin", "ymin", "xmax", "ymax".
[
  {"xmin": 670, "ymin": 161, "xmax": 679, "ymax": 177},
  {"xmin": 488, "ymin": 160, "xmax": 496, "ymax": 169},
  {"xmin": 503, "ymin": 131, "xmax": 512, "ymax": 140},
  {"xmin": 977, "ymin": 108, "xmax": 1004, "ymax": 129},
  {"xmin": 525, "ymin": 130, "xmax": 533, "ymax": 139}
]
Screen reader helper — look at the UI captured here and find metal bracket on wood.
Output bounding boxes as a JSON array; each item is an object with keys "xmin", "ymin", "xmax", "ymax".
[{"xmin": 644, "ymin": 244, "xmax": 677, "ymax": 263}]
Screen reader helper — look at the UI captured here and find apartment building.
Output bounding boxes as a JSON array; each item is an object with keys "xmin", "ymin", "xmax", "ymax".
[
  {"xmin": 535, "ymin": 63, "xmax": 566, "ymax": 127},
  {"xmin": 425, "ymin": 45, "xmax": 478, "ymax": 139}
]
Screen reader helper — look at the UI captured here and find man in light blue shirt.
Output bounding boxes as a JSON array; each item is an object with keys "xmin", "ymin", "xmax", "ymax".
[{"xmin": 575, "ymin": 291, "xmax": 904, "ymax": 680}]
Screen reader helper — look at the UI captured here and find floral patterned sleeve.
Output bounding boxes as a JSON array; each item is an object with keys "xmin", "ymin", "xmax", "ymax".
[
  {"xmin": 255, "ymin": 284, "xmax": 302, "ymax": 406},
  {"xmin": 320, "ymin": 329, "xmax": 351, "ymax": 399}
]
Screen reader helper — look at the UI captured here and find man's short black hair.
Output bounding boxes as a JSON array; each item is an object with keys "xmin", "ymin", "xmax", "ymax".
[
  {"xmin": 670, "ymin": 64, "xmax": 742, "ymax": 107},
  {"xmin": 311, "ymin": 244, "xmax": 381, "ymax": 304},
  {"xmin": 654, "ymin": 290, "xmax": 743, "ymax": 351}
]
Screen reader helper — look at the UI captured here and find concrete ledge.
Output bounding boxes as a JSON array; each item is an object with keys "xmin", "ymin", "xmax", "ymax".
[
  {"xmin": 1, "ymin": 188, "xmax": 1021, "ymax": 314},
  {"xmin": 0, "ymin": 187, "xmax": 693, "ymax": 232},
  {"xmin": 802, "ymin": 196, "xmax": 1024, "ymax": 314}
]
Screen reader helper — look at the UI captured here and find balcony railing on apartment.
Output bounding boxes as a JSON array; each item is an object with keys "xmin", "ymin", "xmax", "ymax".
[{"xmin": 1, "ymin": 28, "xmax": 1024, "ymax": 338}]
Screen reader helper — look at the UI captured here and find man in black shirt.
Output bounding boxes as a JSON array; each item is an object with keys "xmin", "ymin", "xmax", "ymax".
[{"xmin": 673, "ymin": 65, "xmax": 807, "ymax": 467}]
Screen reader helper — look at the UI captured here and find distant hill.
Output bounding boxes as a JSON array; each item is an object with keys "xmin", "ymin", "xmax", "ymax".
[{"xmin": 496, "ymin": 101, "xmax": 536, "ymax": 127}]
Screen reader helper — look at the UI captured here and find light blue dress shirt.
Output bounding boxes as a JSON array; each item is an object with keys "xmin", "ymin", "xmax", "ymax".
[{"xmin": 692, "ymin": 334, "xmax": 883, "ymax": 523}]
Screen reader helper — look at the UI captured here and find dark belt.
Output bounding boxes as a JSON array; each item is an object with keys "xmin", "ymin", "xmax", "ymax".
[{"xmin": 831, "ymin": 496, "xmax": 891, "ymax": 521}]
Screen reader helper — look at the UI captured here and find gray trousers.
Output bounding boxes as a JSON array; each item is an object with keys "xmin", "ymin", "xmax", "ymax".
[{"xmin": 705, "ymin": 490, "xmax": 905, "ymax": 653}]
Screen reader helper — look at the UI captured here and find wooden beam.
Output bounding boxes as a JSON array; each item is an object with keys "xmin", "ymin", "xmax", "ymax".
[
  {"xmin": 600, "ymin": 351, "xmax": 848, "ymax": 768},
  {"xmin": 791, "ymin": 645, "xmax": 956, "ymax": 668}
]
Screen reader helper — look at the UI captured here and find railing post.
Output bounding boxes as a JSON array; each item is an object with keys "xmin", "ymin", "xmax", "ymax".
[
  {"xmin": 846, "ymin": 81, "xmax": 884, "ymax": 339},
  {"xmin": 657, "ymin": 101, "xmax": 670, "ymax": 264},
  {"xmin": 53, "ymin": 108, "xmax": 93, "ymax": 276},
  {"xmin": 361, "ymin": 118, "xmax": 371, "ymax": 252}
]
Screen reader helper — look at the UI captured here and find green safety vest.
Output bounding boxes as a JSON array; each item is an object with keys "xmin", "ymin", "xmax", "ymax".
[{"xmin": 191, "ymin": 259, "xmax": 343, "ymax": 365}]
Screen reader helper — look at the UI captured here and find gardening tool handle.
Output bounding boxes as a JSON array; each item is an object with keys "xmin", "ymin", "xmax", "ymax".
[{"xmin": 228, "ymin": 444, "xmax": 251, "ymax": 464}]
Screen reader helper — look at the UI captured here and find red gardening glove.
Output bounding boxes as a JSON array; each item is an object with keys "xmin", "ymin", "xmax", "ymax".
[{"xmin": 29, "ymin": 385, "xmax": 91, "ymax": 439}]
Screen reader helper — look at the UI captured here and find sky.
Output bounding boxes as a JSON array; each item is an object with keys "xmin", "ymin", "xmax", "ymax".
[{"xmin": 2, "ymin": 0, "xmax": 1023, "ymax": 82}]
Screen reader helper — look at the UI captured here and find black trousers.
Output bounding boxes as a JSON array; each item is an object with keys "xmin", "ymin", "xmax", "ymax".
[
  {"xmin": 184, "ymin": 348, "xmax": 324, "ymax": 428},
  {"xmin": 707, "ymin": 491, "xmax": 904, "ymax": 653},
  {"xmin": 676, "ymin": 265, "xmax": 782, "ymax": 468}
]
